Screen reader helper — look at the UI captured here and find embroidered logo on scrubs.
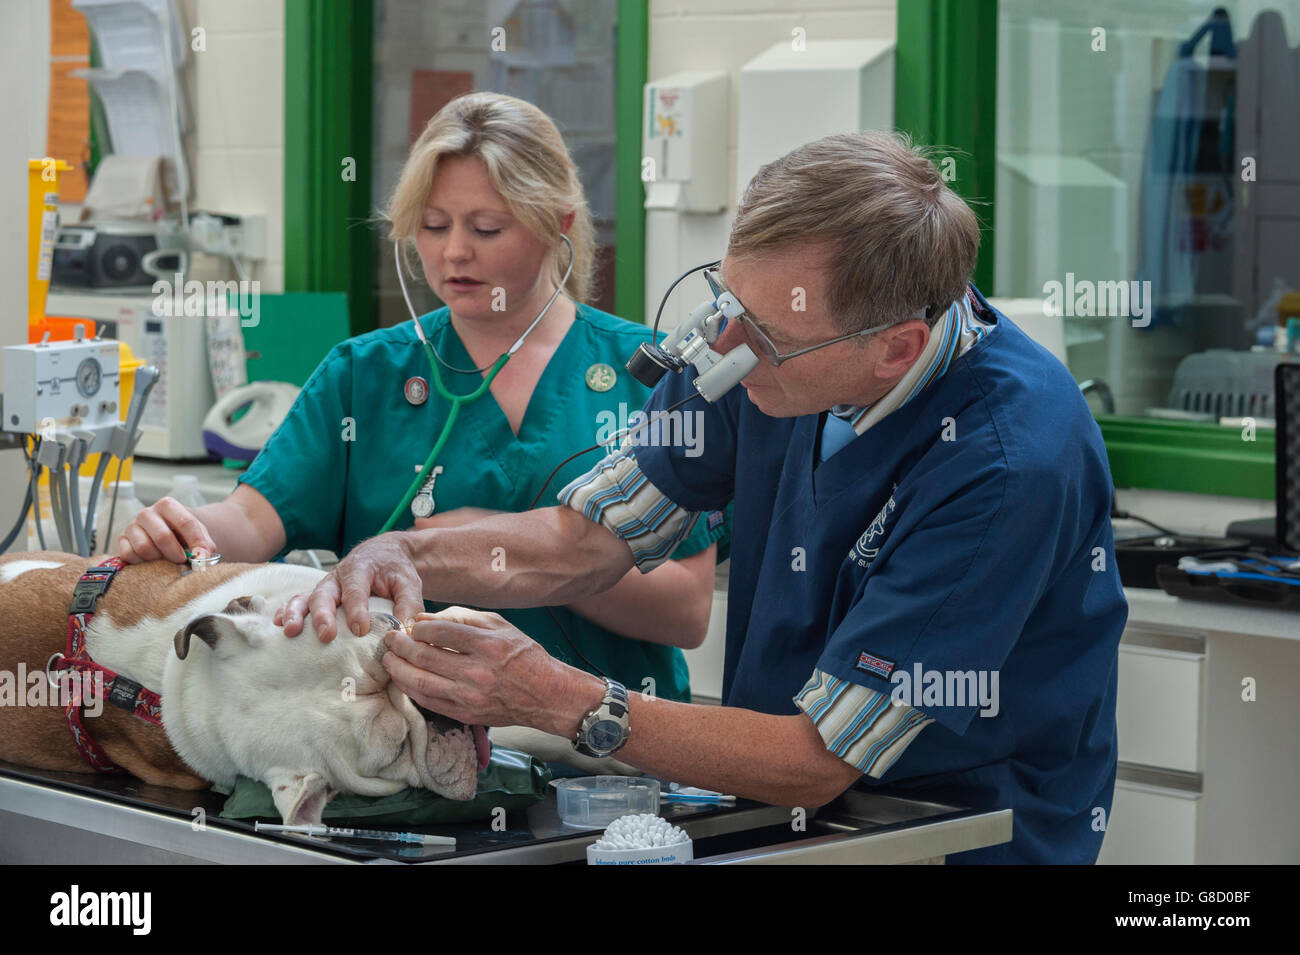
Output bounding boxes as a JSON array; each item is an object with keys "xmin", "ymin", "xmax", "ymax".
[
  {"xmin": 849, "ymin": 487, "xmax": 897, "ymax": 569},
  {"xmin": 854, "ymin": 649, "xmax": 897, "ymax": 682},
  {"xmin": 585, "ymin": 363, "xmax": 617, "ymax": 392}
]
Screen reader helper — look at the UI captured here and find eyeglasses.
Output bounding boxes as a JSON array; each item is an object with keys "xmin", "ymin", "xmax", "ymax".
[{"xmin": 701, "ymin": 267, "xmax": 930, "ymax": 368}]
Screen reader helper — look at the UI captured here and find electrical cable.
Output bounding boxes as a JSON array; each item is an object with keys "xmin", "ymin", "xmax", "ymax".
[
  {"xmin": 527, "ymin": 391, "xmax": 704, "ymax": 511},
  {"xmin": 84, "ymin": 450, "xmax": 111, "ymax": 554},
  {"xmin": 103, "ymin": 456, "xmax": 126, "ymax": 558},
  {"xmin": 31, "ymin": 439, "xmax": 47, "ymax": 551},
  {"xmin": 68, "ymin": 446, "xmax": 88, "ymax": 556},
  {"xmin": 522, "ymin": 391, "xmax": 709, "ymax": 678},
  {"xmin": 649, "ymin": 260, "xmax": 720, "ymax": 339},
  {"xmin": 1110, "ymin": 505, "xmax": 1178, "ymax": 538},
  {"xmin": 49, "ymin": 463, "xmax": 71, "ymax": 552},
  {"xmin": 0, "ymin": 477, "xmax": 32, "ymax": 555}
]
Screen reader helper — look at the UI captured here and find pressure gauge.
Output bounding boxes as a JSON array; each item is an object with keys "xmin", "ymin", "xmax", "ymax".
[{"xmin": 75, "ymin": 357, "xmax": 102, "ymax": 398}]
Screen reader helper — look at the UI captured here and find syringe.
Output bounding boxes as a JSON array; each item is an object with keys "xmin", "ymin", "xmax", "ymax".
[{"xmin": 254, "ymin": 821, "xmax": 455, "ymax": 847}]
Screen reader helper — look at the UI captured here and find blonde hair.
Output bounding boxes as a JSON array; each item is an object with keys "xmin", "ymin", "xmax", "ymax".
[
  {"xmin": 727, "ymin": 131, "xmax": 980, "ymax": 332},
  {"xmin": 384, "ymin": 92, "xmax": 595, "ymax": 303}
]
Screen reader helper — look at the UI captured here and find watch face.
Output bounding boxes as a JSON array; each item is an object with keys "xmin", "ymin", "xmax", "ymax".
[
  {"xmin": 588, "ymin": 719, "xmax": 623, "ymax": 753},
  {"xmin": 410, "ymin": 494, "xmax": 435, "ymax": 519}
]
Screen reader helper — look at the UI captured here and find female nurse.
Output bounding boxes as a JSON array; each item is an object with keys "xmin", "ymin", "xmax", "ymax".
[{"xmin": 117, "ymin": 92, "xmax": 728, "ymax": 702}]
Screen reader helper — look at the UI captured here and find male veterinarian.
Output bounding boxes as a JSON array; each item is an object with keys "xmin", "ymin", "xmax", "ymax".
[{"xmin": 280, "ymin": 131, "xmax": 1129, "ymax": 864}]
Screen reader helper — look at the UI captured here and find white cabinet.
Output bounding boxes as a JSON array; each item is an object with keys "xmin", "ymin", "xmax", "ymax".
[
  {"xmin": 1099, "ymin": 779, "xmax": 1200, "ymax": 865},
  {"xmin": 1102, "ymin": 605, "xmax": 1300, "ymax": 864},
  {"xmin": 1115, "ymin": 641, "xmax": 1204, "ymax": 773},
  {"xmin": 1103, "ymin": 628, "xmax": 1207, "ymax": 865}
]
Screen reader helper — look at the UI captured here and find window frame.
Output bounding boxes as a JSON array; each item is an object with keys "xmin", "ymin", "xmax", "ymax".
[
  {"xmin": 284, "ymin": 0, "xmax": 648, "ymax": 333},
  {"xmin": 895, "ymin": 0, "xmax": 1274, "ymax": 501}
]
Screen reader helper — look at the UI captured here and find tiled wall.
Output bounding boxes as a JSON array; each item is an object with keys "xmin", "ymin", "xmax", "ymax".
[
  {"xmin": 0, "ymin": 0, "xmax": 50, "ymax": 528},
  {"xmin": 177, "ymin": 0, "xmax": 284, "ymax": 292}
]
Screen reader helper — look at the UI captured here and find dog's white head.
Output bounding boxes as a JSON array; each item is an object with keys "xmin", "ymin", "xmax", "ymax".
[{"xmin": 164, "ymin": 594, "xmax": 490, "ymax": 826}]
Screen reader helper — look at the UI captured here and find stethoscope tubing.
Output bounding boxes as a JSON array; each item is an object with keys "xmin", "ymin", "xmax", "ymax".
[{"xmin": 379, "ymin": 234, "xmax": 575, "ymax": 533}]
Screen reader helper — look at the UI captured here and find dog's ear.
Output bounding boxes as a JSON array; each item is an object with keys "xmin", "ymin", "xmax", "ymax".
[
  {"xmin": 173, "ymin": 614, "xmax": 248, "ymax": 660},
  {"xmin": 264, "ymin": 768, "xmax": 336, "ymax": 826},
  {"xmin": 221, "ymin": 595, "xmax": 267, "ymax": 616}
]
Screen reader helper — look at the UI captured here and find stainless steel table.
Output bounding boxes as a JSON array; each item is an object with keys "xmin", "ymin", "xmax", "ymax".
[{"xmin": 0, "ymin": 761, "xmax": 1011, "ymax": 865}]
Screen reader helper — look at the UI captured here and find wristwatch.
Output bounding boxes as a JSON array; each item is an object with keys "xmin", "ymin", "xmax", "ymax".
[{"xmin": 572, "ymin": 678, "xmax": 630, "ymax": 758}]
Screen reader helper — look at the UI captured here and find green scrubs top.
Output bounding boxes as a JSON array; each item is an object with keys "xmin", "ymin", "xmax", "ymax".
[{"xmin": 238, "ymin": 303, "xmax": 730, "ymax": 702}]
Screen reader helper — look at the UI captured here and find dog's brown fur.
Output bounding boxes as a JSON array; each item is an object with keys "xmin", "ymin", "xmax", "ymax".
[{"xmin": 0, "ymin": 550, "xmax": 264, "ymax": 789}]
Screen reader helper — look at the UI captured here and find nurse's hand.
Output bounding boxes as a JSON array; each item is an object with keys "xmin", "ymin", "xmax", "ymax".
[
  {"xmin": 275, "ymin": 532, "xmax": 425, "ymax": 642},
  {"xmin": 381, "ymin": 607, "xmax": 602, "ymax": 736},
  {"xmin": 412, "ymin": 506, "xmax": 501, "ymax": 530},
  {"xmin": 118, "ymin": 497, "xmax": 218, "ymax": 565}
]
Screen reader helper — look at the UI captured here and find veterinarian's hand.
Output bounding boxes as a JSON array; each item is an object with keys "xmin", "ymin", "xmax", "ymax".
[
  {"xmin": 118, "ymin": 497, "xmax": 218, "ymax": 565},
  {"xmin": 382, "ymin": 608, "xmax": 604, "ymax": 737},
  {"xmin": 275, "ymin": 532, "xmax": 425, "ymax": 642},
  {"xmin": 412, "ymin": 506, "xmax": 501, "ymax": 530}
]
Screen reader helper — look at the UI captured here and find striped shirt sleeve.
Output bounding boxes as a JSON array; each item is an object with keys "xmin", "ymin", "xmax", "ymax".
[
  {"xmin": 794, "ymin": 669, "xmax": 933, "ymax": 778},
  {"xmin": 558, "ymin": 444, "xmax": 699, "ymax": 572}
]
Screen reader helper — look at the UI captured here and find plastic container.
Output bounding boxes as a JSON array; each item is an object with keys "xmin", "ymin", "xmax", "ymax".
[
  {"xmin": 97, "ymin": 481, "xmax": 145, "ymax": 555},
  {"xmin": 168, "ymin": 474, "xmax": 207, "ymax": 508},
  {"xmin": 554, "ymin": 777, "xmax": 660, "ymax": 829}
]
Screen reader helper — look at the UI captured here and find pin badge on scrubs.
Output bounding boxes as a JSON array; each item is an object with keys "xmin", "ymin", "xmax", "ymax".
[
  {"xmin": 404, "ymin": 376, "xmax": 429, "ymax": 406},
  {"xmin": 585, "ymin": 363, "xmax": 616, "ymax": 392},
  {"xmin": 410, "ymin": 465, "xmax": 444, "ymax": 520}
]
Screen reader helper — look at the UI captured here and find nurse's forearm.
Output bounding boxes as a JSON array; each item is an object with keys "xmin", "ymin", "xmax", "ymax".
[
  {"xmin": 566, "ymin": 546, "xmax": 716, "ymax": 648},
  {"xmin": 553, "ymin": 671, "xmax": 862, "ymax": 809},
  {"xmin": 405, "ymin": 506, "xmax": 635, "ymax": 608},
  {"xmin": 193, "ymin": 486, "xmax": 286, "ymax": 563}
]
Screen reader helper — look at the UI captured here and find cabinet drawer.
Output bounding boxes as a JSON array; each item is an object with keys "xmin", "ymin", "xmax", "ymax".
[
  {"xmin": 1116, "ymin": 640, "xmax": 1204, "ymax": 773},
  {"xmin": 1099, "ymin": 778, "xmax": 1199, "ymax": 865}
]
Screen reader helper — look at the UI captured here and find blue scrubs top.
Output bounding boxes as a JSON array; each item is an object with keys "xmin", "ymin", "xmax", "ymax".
[
  {"xmin": 239, "ymin": 304, "xmax": 730, "ymax": 702},
  {"xmin": 633, "ymin": 286, "xmax": 1128, "ymax": 863}
]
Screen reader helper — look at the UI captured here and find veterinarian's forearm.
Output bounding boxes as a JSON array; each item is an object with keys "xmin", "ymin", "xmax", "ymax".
[
  {"xmin": 551, "ymin": 673, "xmax": 859, "ymax": 809},
  {"xmin": 566, "ymin": 546, "xmax": 716, "ymax": 648},
  {"xmin": 404, "ymin": 506, "xmax": 635, "ymax": 608}
]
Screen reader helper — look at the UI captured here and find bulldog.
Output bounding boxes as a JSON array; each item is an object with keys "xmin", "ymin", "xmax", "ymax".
[{"xmin": 0, "ymin": 551, "xmax": 625, "ymax": 825}]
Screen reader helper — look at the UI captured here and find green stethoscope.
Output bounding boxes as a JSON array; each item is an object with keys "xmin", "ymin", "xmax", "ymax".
[{"xmin": 379, "ymin": 235, "xmax": 576, "ymax": 533}]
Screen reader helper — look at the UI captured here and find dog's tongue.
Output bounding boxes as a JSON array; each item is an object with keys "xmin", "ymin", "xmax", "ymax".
[{"xmin": 473, "ymin": 725, "xmax": 491, "ymax": 773}]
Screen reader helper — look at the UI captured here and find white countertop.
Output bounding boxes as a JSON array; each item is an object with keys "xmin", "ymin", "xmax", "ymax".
[{"xmin": 1123, "ymin": 586, "xmax": 1299, "ymax": 642}]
